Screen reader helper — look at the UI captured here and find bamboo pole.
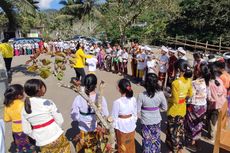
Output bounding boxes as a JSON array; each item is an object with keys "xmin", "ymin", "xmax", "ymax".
[
  {"xmin": 205, "ymin": 41, "xmax": 208, "ymax": 56},
  {"xmin": 219, "ymin": 36, "xmax": 222, "ymax": 53},
  {"xmin": 195, "ymin": 38, "xmax": 197, "ymax": 51},
  {"xmin": 59, "ymin": 83, "xmax": 116, "ymax": 152}
]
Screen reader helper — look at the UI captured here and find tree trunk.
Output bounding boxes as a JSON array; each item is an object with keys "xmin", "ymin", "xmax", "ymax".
[{"xmin": 0, "ymin": 0, "xmax": 18, "ymax": 32}]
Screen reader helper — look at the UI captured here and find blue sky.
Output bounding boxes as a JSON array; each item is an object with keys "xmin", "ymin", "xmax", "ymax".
[{"xmin": 38, "ymin": 0, "xmax": 105, "ymax": 10}]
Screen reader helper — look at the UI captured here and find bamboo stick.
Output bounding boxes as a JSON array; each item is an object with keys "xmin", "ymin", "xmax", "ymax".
[{"xmin": 58, "ymin": 82, "xmax": 116, "ymax": 152}]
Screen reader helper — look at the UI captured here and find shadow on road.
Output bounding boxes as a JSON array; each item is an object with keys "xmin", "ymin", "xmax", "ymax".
[{"xmin": 11, "ymin": 64, "xmax": 38, "ymax": 77}]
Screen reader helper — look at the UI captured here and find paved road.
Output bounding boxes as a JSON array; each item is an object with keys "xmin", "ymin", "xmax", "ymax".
[{"xmin": 3, "ymin": 55, "xmax": 228, "ymax": 153}]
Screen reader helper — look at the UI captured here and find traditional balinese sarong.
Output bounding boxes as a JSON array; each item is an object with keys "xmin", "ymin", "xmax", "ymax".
[
  {"xmin": 166, "ymin": 116, "xmax": 184, "ymax": 152},
  {"xmin": 40, "ymin": 134, "xmax": 70, "ymax": 153},
  {"xmin": 12, "ymin": 132, "xmax": 35, "ymax": 153},
  {"xmin": 75, "ymin": 130, "xmax": 107, "ymax": 153},
  {"xmin": 115, "ymin": 130, "xmax": 135, "ymax": 153},
  {"xmin": 142, "ymin": 123, "xmax": 161, "ymax": 153},
  {"xmin": 136, "ymin": 69, "xmax": 145, "ymax": 80},
  {"xmin": 131, "ymin": 58, "xmax": 137, "ymax": 77},
  {"xmin": 184, "ymin": 104, "xmax": 207, "ymax": 140}
]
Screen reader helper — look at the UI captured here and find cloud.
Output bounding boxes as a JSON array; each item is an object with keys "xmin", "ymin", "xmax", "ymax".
[{"xmin": 38, "ymin": 0, "xmax": 54, "ymax": 9}]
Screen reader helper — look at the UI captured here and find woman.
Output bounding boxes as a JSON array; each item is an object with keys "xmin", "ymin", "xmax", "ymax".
[
  {"xmin": 184, "ymin": 63, "xmax": 208, "ymax": 151},
  {"xmin": 137, "ymin": 73, "xmax": 167, "ymax": 152},
  {"xmin": 71, "ymin": 74, "xmax": 109, "ymax": 152},
  {"xmin": 73, "ymin": 43, "xmax": 92, "ymax": 86},
  {"xmin": 166, "ymin": 59, "xmax": 193, "ymax": 153},
  {"xmin": 206, "ymin": 63, "xmax": 227, "ymax": 140},
  {"xmin": 111, "ymin": 79, "xmax": 137, "ymax": 153}
]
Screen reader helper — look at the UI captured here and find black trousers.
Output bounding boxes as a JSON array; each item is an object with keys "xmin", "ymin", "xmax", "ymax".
[
  {"xmin": 74, "ymin": 68, "xmax": 86, "ymax": 86},
  {"xmin": 4, "ymin": 58, "xmax": 12, "ymax": 72}
]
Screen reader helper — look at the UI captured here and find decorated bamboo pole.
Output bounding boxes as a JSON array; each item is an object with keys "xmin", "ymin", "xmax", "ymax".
[{"xmin": 58, "ymin": 82, "xmax": 116, "ymax": 152}]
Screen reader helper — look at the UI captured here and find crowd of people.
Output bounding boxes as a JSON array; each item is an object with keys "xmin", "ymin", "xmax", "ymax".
[{"xmin": 1, "ymin": 39, "xmax": 230, "ymax": 153}]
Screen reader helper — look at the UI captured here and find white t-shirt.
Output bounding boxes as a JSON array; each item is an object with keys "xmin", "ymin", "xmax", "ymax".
[
  {"xmin": 159, "ymin": 55, "xmax": 169, "ymax": 73},
  {"xmin": 86, "ymin": 58, "xmax": 98, "ymax": 72},
  {"xmin": 122, "ymin": 52, "xmax": 129, "ymax": 60},
  {"xmin": 137, "ymin": 53, "xmax": 146, "ymax": 70},
  {"xmin": 147, "ymin": 59, "xmax": 158, "ymax": 74}
]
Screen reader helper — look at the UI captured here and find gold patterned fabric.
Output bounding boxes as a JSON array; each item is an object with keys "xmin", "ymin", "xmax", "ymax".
[
  {"xmin": 75, "ymin": 130, "xmax": 107, "ymax": 153},
  {"xmin": 115, "ymin": 130, "xmax": 135, "ymax": 153},
  {"xmin": 40, "ymin": 134, "xmax": 70, "ymax": 153}
]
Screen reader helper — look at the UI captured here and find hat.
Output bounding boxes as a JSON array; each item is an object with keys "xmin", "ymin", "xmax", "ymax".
[
  {"xmin": 161, "ymin": 46, "xmax": 168, "ymax": 53},
  {"xmin": 178, "ymin": 47, "xmax": 186, "ymax": 55},
  {"xmin": 144, "ymin": 46, "xmax": 151, "ymax": 51},
  {"xmin": 208, "ymin": 57, "xmax": 217, "ymax": 63},
  {"xmin": 223, "ymin": 52, "xmax": 230, "ymax": 60},
  {"xmin": 169, "ymin": 48, "xmax": 177, "ymax": 54}
]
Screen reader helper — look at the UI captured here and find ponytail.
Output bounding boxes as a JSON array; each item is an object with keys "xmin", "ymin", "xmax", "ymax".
[
  {"xmin": 118, "ymin": 79, "xmax": 133, "ymax": 98},
  {"xmin": 125, "ymin": 85, "xmax": 134, "ymax": 98},
  {"xmin": 25, "ymin": 97, "xmax": 32, "ymax": 114}
]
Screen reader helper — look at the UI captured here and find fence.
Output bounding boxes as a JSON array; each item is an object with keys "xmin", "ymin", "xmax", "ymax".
[{"xmin": 165, "ymin": 36, "xmax": 230, "ymax": 53}]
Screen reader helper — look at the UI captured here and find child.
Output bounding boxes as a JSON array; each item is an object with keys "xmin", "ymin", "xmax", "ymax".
[
  {"xmin": 137, "ymin": 73, "xmax": 167, "ymax": 152},
  {"xmin": 4, "ymin": 84, "xmax": 35, "ymax": 153},
  {"xmin": 111, "ymin": 79, "xmax": 137, "ymax": 153},
  {"xmin": 158, "ymin": 46, "xmax": 169, "ymax": 88},
  {"xmin": 22, "ymin": 79, "xmax": 70, "ymax": 153},
  {"xmin": 71, "ymin": 74, "xmax": 109, "ymax": 152},
  {"xmin": 136, "ymin": 47, "xmax": 146, "ymax": 83},
  {"xmin": 86, "ymin": 56, "xmax": 98, "ymax": 74},
  {"xmin": 146, "ymin": 55, "xmax": 158, "ymax": 75},
  {"xmin": 166, "ymin": 59, "xmax": 193, "ymax": 153},
  {"xmin": 184, "ymin": 63, "xmax": 208, "ymax": 151}
]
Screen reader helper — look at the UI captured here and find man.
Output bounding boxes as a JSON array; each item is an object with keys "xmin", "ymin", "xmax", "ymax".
[
  {"xmin": 177, "ymin": 47, "xmax": 187, "ymax": 61},
  {"xmin": 159, "ymin": 46, "xmax": 169, "ymax": 88},
  {"xmin": 0, "ymin": 40, "xmax": 14, "ymax": 75}
]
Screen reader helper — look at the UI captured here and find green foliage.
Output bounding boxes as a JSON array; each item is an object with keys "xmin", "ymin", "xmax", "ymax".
[{"xmin": 167, "ymin": 0, "xmax": 230, "ymax": 46}]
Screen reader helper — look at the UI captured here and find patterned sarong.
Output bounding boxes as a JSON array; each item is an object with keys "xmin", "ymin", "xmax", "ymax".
[
  {"xmin": 75, "ymin": 130, "xmax": 106, "ymax": 153},
  {"xmin": 40, "ymin": 134, "xmax": 70, "ymax": 153},
  {"xmin": 166, "ymin": 116, "xmax": 184, "ymax": 152},
  {"xmin": 13, "ymin": 132, "xmax": 35, "ymax": 153},
  {"xmin": 115, "ymin": 130, "xmax": 135, "ymax": 153},
  {"xmin": 184, "ymin": 104, "xmax": 207, "ymax": 140},
  {"xmin": 142, "ymin": 123, "xmax": 161, "ymax": 153}
]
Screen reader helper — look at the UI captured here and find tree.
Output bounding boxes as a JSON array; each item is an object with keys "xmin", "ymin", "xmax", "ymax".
[
  {"xmin": 167, "ymin": 0, "xmax": 230, "ymax": 45},
  {"xmin": 100, "ymin": 0, "xmax": 181, "ymax": 44},
  {"xmin": 0, "ymin": 0, "xmax": 39, "ymax": 32}
]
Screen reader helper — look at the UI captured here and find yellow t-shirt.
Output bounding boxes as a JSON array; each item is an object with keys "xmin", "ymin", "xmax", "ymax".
[
  {"xmin": 0, "ymin": 43, "xmax": 14, "ymax": 58},
  {"xmin": 4, "ymin": 99, "xmax": 24, "ymax": 132},
  {"xmin": 73, "ymin": 48, "xmax": 92, "ymax": 68},
  {"xmin": 167, "ymin": 76, "xmax": 193, "ymax": 117}
]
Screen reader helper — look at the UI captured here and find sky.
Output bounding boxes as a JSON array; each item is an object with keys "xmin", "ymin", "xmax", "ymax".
[
  {"xmin": 37, "ymin": 0, "xmax": 106, "ymax": 10},
  {"xmin": 38, "ymin": 0, "xmax": 63, "ymax": 10}
]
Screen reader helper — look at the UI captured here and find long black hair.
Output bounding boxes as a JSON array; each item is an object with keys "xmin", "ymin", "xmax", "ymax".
[
  {"xmin": 24, "ymin": 79, "xmax": 47, "ymax": 114},
  {"xmin": 208, "ymin": 63, "xmax": 220, "ymax": 86},
  {"xmin": 4, "ymin": 84, "xmax": 24, "ymax": 107},
  {"xmin": 200, "ymin": 63, "xmax": 211, "ymax": 86},
  {"xmin": 144, "ymin": 73, "xmax": 161, "ymax": 98},
  {"xmin": 84, "ymin": 74, "xmax": 97, "ymax": 96},
  {"xmin": 174, "ymin": 59, "xmax": 193, "ymax": 79},
  {"xmin": 118, "ymin": 79, "xmax": 133, "ymax": 98}
]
